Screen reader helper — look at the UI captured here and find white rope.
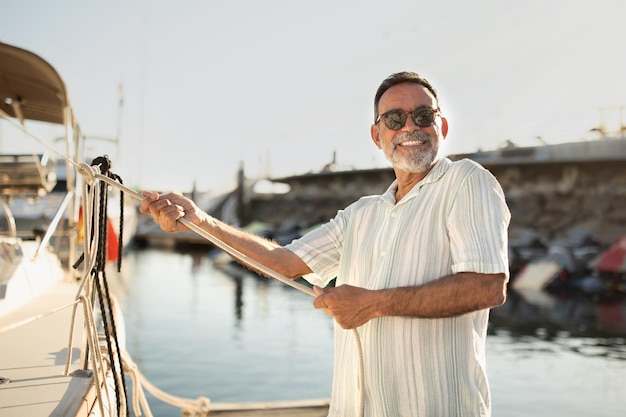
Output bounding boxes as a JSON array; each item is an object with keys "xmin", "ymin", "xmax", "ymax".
[
  {"xmin": 0, "ymin": 301, "xmax": 78, "ymax": 334},
  {"xmin": 82, "ymin": 166, "xmax": 367, "ymax": 417},
  {"xmin": 74, "ymin": 173, "xmax": 117, "ymax": 416},
  {"xmin": 64, "ymin": 164, "xmax": 125, "ymax": 417},
  {"xmin": 0, "ymin": 107, "xmax": 82, "ymax": 169},
  {"xmin": 85, "ymin": 166, "xmax": 316, "ymax": 296},
  {"xmin": 120, "ymin": 349, "xmax": 211, "ymax": 417},
  {"xmin": 79, "ymin": 293, "xmax": 111, "ymax": 417}
]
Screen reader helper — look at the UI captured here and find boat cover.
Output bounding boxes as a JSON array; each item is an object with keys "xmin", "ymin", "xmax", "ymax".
[{"xmin": 0, "ymin": 42, "xmax": 70, "ymax": 125}]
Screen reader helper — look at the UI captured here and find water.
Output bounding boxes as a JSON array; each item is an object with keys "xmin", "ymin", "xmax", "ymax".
[{"xmin": 112, "ymin": 247, "xmax": 626, "ymax": 417}]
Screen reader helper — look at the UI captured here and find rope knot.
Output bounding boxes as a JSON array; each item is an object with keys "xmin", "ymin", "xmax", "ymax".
[
  {"xmin": 76, "ymin": 162, "xmax": 97, "ymax": 185},
  {"xmin": 182, "ymin": 397, "xmax": 211, "ymax": 417},
  {"xmin": 196, "ymin": 396, "xmax": 211, "ymax": 411},
  {"xmin": 91, "ymin": 155, "xmax": 112, "ymax": 174}
]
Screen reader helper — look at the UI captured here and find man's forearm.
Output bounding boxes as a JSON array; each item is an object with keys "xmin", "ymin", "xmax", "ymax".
[
  {"xmin": 375, "ymin": 272, "xmax": 507, "ymax": 319},
  {"xmin": 199, "ymin": 214, "xmax": 312, "ymax": 279},
  {"xmin": 314, "ymin": 272, "xmax": 508, "ymax": 329}
]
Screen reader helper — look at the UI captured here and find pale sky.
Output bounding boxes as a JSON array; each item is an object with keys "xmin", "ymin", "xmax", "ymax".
[{"xmin": 1, "ymin": 0, "xmax": 625, "ymax": 192}]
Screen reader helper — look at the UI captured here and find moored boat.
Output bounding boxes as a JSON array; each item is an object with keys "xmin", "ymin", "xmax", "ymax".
[
  {"xmin": 0, "ymin": 41, "xmax": 130, "ymax": 417},
  {"xmin": 0, "ymin": 41, "xmax": 330, "ymax": 417}
]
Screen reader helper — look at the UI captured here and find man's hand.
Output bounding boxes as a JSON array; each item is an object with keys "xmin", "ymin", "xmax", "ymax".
[
  {"xmin": 313, "ymin": 284, "xmax": 381, "ymax": 329},
  {"xmin": 140, "ymin": 191, "xmax": 203, "ymax": 233}
]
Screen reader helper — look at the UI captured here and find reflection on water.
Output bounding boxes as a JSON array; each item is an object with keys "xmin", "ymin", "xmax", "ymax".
[
  {"xmin": 487, "ymin": 283, "xmax": 625, "ymax": 417},
  {"xmin": 114, "ymin": 247, "xmax": 335, "ymax": 417},
  {"xmin": 489, "ymin": 288, "xmax": 626, "ymax": 361},
  {"xmin": 112, "ymin": 248, "xmax": 626, "ymax": 417},
  {"xmin": 492, "ymin": 286, "xmax": 626, "ymax": 335}
]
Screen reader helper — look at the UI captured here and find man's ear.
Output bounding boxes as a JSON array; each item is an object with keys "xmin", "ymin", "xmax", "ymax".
[
  {"xmin": 371, "ymin": 123, "xmax": 382, "ymax": 149},
  {"xmin": 441, "ymin": 117, "xmax": 449, "ymax": 138}
]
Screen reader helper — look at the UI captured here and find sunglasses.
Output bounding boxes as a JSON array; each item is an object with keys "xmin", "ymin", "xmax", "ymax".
[{"xmin": 375, "ymin": 106, "xmax": 440, "ymax": 130}]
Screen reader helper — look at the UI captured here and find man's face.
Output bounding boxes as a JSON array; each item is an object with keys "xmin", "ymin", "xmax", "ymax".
[{"xmin": 371, "ymin": 82, "xmax": 448, "ymax": 175}]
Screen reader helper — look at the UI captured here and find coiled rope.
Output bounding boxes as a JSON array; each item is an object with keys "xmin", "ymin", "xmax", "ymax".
[
  {"xmin": 71, "ymin": 157, "xmax": 129, "ymax": 417},
  {"xmin": 87, "ymin": 156, "xmax": 128, "ymax": 417}
]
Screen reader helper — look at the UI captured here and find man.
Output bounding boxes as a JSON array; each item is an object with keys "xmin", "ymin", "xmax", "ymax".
[{"xmin": 141, "ymin": 71, "xmax": 510, "ymax": 417}]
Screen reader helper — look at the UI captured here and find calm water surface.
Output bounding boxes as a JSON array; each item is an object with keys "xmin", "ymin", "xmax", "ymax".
[{"xmin": 112, "ymin": 248, "xmax": 626, "ymax": 417}]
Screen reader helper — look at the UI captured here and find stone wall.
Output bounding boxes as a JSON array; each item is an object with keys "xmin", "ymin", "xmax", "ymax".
[
  {"xmin": 488, "ymin": 160, "xmax": 626, "ymax": 245},
  {"xmin": 245, "ymin": 168, "xmax": 395, "ymax": 230},
  {"xmin": 246, "ymin": 160, "xmax": 626, "ymax": 245}
]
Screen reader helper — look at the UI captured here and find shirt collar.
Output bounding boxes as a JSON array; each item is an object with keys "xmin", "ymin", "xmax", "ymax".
[{"xmin": 380, "ymin": 157, "xmax": 452, "ymax": 205}]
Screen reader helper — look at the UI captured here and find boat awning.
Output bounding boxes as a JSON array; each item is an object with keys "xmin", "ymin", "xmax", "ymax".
[{"xmin": 0, "ymin": 42, "xmax": 71, "ymax": 125}]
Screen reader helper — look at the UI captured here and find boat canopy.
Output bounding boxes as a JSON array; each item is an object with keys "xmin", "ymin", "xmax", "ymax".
[
  {"xmin": 0, "ymin": 42, "xmax": 83, "ymax": 263},
  {"xmin": 0, "ymin": 42, "xmax": 73, "ymax": 125}
]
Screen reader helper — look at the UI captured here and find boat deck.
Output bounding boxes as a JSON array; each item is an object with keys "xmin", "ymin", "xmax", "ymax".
[{"xmin": 0, "ymin": 279, "xmax": 95, "ymax": 417}]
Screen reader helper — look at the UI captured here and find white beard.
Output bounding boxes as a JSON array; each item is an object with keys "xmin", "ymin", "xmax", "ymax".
[{"xmin": 382, "ymin": 131, "xmax": 439, "ymax": 173}]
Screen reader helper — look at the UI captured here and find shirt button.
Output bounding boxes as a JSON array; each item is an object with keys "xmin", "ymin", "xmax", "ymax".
[{"xmin": 381, "ymin": 251, "xmax": 386, "ymax": 257}]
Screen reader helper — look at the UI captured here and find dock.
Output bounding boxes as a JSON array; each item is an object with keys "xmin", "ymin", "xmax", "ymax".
[{"xmin": 208, "ymin": 399, "xmax": 330, "ymax": 416}]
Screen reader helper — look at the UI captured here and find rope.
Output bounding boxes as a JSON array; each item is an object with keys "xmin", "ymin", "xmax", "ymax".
[
  {"xmin": 89, "ymin": 156, "xmax": 129, "ymax": 417},
  {"xmin": 78, "ymin": 164, "xmax": 367, "ymax": 417},
  {"xmin": 85, "ymin": 168, "xmax": 316, "ymax": 296},
  {"xmin": 121, "ymin": 350, "xmax": 211, "ymax": 417},
  {"xmin": 0, "ymin": 301, "xmax": 78, "ymax": 334},
  {"xmin": 77, "ymin": 293, "xmax": 114, "ymax": 417},
  {"xmin": 64, "ymin": 157, "xmax": 128, "ymax": 417},
  {"xmin": 111, "ymin": 172, "xmax": 125, "ymax": 272},
  {"xmin": 68, "ymin": 164, "xmax": 122, "ymax": 417}
]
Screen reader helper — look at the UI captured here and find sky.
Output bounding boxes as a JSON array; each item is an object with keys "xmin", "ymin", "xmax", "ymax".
[{"xmin": 1, "ymin": 0, "xmax": 625, "ymax": 192}]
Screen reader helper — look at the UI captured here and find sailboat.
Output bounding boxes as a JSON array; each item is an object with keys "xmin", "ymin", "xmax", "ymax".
[{"xmin": 0, "ymin": 41, "xmax": 129, "ymax": 417}]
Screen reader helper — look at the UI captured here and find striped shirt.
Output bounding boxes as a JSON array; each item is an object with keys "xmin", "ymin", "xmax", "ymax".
[{"xmin": 285, "ymin": 157, "xmax": 511, "ymax": 417}]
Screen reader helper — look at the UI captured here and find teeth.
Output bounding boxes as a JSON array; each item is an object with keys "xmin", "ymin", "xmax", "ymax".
[{"xmin": 399, "ymin": 140, "xmax": 425, "ymax": 146}]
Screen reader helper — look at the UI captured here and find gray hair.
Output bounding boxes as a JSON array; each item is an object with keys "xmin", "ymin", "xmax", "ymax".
[{"xmin": 373, "ymin": 72, "xmax": 441, "ymax": 122}]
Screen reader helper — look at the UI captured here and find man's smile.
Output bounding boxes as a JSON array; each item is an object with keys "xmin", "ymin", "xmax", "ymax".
[{"xmin": 397, "ymin": 139, "xmax": 427, "ymax": 147}]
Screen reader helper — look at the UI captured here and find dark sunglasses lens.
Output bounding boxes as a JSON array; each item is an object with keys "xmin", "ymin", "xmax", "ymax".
[
  {"xmin": 383, "ymin": 110, "xmax": 407, "ymax": 130},
  {"xmin": 412, "ymin": 108, "xmax": 436, "ymax": 127}
]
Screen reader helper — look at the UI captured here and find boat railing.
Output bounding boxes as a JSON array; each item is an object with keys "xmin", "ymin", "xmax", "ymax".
[
  {"xmin": 32, "ymin": 191, "xmax": 73, "ymax": 261},
  {"xmin": 0, "ymin": 197, "xmax": 16, "ymax": 238}
]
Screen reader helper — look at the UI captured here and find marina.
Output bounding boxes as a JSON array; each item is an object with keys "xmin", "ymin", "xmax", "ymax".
[
  {"xmin": 1, "ymin": 37, "xmax": 626, "ymax": 417},
  {"xmin": 0, "ymin": 40, "xmax": 332, "ymax": 417}
]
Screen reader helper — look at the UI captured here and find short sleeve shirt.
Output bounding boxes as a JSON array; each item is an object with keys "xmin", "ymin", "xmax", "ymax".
[{"xmin": 285, "ymin": 158, "xmax": 511, "ymax": 417}]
